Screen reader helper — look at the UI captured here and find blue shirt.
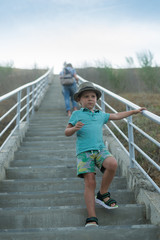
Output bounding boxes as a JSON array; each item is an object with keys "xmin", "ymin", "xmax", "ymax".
[{"xmin": 69, "ymin": 108, "xmax": 110, "ymax": 155}]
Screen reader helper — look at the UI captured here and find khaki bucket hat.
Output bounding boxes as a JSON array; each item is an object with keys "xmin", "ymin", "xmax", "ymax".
[{"xmin": 74, "ymin": 82, "xmax": 101, "ymax": 102}]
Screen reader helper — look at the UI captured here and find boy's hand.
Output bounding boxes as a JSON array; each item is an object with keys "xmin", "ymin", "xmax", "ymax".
[
  {"xmin": 134, "ymin": 107, "xmax": 146, "ymax": 114},
  {"xmin": 65, "ymin": 121, "xmax": 84, "ymax": 136},
  {"xmin": 74, "ymin": 121, "xmax": 84, "ymax": 131}
]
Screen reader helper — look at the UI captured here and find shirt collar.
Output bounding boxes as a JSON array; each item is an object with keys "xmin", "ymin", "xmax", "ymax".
[{"xmin": 81, "ymin": 108, "xmax": 100, "ymax": 113}]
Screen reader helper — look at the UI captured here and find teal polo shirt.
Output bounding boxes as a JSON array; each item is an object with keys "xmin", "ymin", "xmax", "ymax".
[{"xmin": 68, "ymin": 108, "xmax": 110, "ymax": 155}]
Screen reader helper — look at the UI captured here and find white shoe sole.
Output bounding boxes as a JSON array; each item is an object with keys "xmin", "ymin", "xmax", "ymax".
[
  {"xmin": 85, "ymin": 223, "xmax": 98, "ymax": 227},
  {"xmin": 95, "ymin": 197, "xmax": 118, "ymax": 209}
]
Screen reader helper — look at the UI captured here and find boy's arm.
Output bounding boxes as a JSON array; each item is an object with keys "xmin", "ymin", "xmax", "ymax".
[
  {"xmin": 65, "ymin": 122, "xmax": 84, "ymax": 136},
  {"xmin": 109, "ymin": 107, "xmax": 146, "ymax": 120}
]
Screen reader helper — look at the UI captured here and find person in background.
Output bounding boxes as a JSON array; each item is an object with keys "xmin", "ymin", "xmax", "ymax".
[{"xmin": 60, "ymin": 63, "xmax": 78, "ymax": 117}]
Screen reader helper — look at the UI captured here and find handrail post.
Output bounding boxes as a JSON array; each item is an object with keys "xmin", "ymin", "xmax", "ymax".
[
  {"xmin": 16, "ymin": 90, "xmax": 22, "ymax": 129},
  {"xmin": 32, "ymin": 84, "xmax": 35, "ymax": 115},
  {"xmin": 26, "ymin": 86, "xmax": 30, "ymax": 123},
  {"xmin": 101, "ymin": 91, "xmax": 105, "ymax": 112},
  {"xmin": 126, "ymin": 105, "xmax": 135, "ymax": 168},
  {"xmin": 35, "ymin": 83, "xmax": 38, "ymax": 106},
  {"xmin": 45, "ymin": 76, "xmax": 48, "ymax": 88}
]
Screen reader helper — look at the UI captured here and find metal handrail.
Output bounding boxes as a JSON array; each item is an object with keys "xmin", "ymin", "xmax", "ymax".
[
  {"xmin": 0, "ymin": 68, "xmax": 53, "ymax": 151},
  {"xmin": 77, "ymin": 75, "xmax": 160, "ymax": 193}
]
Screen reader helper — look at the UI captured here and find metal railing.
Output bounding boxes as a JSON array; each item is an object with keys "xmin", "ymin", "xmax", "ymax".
[
  {"xmin": 77, "ymin": 75, "xmax": 160, "ymax": 193},
  {"xmin": 0, "ymin": 68, "xmax": 53, "ymax": 151}
]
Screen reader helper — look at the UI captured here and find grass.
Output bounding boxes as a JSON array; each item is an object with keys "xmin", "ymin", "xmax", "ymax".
[
  {"xmin": 105, "ymin": 92, "xmax": 160, "ymax": 187},
  {"xmin": 0, "ymin": 67, "xmax": 47, "ymax": 148},
  {"xmin": 121, "ymin": 93, "xmax": 160, "ymax": 187},
  {"xmin": 0, "ymin": 67, "xmax": 47, "ymax": 96}
]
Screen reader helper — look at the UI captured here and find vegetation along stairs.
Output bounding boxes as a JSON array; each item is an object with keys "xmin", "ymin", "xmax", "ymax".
[{"xmin": 0, "ymin": 76, "xmax": 159, "ymax": 240}]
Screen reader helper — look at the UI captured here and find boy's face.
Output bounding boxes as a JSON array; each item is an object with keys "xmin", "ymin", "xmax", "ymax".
[{"xmin": 78, "ymin": 90, "xmax": 97, "ymax": 111}]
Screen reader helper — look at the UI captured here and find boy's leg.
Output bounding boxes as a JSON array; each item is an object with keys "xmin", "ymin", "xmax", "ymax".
[
  {"xmin": 84, "ymin": 173, "xmax": 97, "ymax": 220},
  {"xmin": 100, "ymin": 156, "xmax": 118, "ymax": 206},
  {"xmin": 77, "ymin": 151, "xmax": 98, "ymax": 225}
]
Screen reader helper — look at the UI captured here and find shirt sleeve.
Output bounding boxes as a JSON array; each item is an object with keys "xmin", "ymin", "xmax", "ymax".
[
  {"xmin": 68, "ymin": 111, "xmax": 78, "ymax": 126},
  {"xmin": 103, "ymin": 112, "xmax": 110, "ymax": 124}
]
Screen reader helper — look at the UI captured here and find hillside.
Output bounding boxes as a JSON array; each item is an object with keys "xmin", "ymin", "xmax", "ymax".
[
  {"xmin": 76, "ymin": 66, "xmax": 160, "ymax": 94},
  {"xmin": 0, "ymin": 67, "xmax": 47, "ymax": 96},
  {"xmin": 76, "ymin": 66, "xmax": 160, "ymax": 115}
]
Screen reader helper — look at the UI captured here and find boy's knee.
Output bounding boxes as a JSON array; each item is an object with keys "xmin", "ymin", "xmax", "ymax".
[
  {"xmin": 103, "ymin": 157, "xmax": 118, "ymax": 172},
  {"xmin": 84, "ymin": 173, "xmax": 96, "ymax": 188},
  {"xmin": 110, "ymin": 159, "xmax": 118, "ymax": 171}
]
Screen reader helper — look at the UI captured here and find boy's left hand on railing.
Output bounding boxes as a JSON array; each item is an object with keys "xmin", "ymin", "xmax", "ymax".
[{"xmin": 134, "ymin": 107, "xmax": 147, "ymax": 114}]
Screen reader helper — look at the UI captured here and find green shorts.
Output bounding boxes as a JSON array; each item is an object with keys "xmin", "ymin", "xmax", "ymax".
[{"xmin": 77, "ymin": 149, "xmax": 113, "ymax": 178}]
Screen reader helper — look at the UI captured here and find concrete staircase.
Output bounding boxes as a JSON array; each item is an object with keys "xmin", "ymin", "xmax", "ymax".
[{"xmin": 0, "ymin": 77, "xmax": 159, "ymax": 240}]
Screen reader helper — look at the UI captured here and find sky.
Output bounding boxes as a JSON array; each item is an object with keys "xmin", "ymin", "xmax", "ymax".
[{"xmin": 0, "ymin": 0, "xmax": 160, "ymax": 73}]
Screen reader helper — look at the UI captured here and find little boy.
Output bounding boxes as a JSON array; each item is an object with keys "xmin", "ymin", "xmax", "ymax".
[{"xmin": 65, "ymin": 81, "xmax": 146, "ymax": 227}]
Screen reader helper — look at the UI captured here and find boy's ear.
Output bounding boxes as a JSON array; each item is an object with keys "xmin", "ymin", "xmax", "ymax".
[
  {"xmin": 77, "ymin": 97, "xmax": 80, "ymax": 102},
  {"xmin": 77, "ymin": 98, "xmax": 81, "ymax": 105}
]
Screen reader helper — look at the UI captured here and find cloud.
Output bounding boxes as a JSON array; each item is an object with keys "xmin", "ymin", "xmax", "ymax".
[
  {"xmin": 1, "ymin": 18, "xmax": 160, "ymax": 72},
  {"xmin": 1, "ymin": 0, "xmax": 160, "ymax": 72}
]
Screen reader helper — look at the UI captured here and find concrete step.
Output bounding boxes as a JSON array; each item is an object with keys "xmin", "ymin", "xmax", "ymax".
[
  {"xmin": 10, "ymin": 158, "xmax": 76, "ymax": 167},
  {"xmin": 23, "ymin": 136, "xmax": 76, "ymax": 142},
  {"xmin": 30, "ymin": 116, "xmax": 68, "ymax": 121},
  {"xmin": 28, "ymin": 119, "xmax": 69, "ymax": 124},
  {"xmin": 30, "ymin": 116, "xmax": 67, "ymax": 121},
  {"xmin": 0, "ymin": 190, "xmax": 135, "ymax": 208},
  {"xmin": 29, "ymin": 120, "xmax": 68, "ymax": 124},
  {"xmin": 25, "ymin": 130, "xmax": 66, "ymax": 136},
  {"xmin": 6, "ymin": 165, "xmax": 120, "ymax": 179},
  {"xmin": 0, "ymin": 177, "xmax": 127, "ymax": 192},
  {"xmin": 14, "ymin": 149, "xmax": 76, "ymax": 159},
  {"xmin": 29, "ymin": 121, "xmax": 67, "ymax": 125},
  {"xmin": 28, "ymin": 124, "xmax": 68, "ymax": 130},
  {"xmin": 26, "ymin": 129, "xmax": 66, "ymax": 137},
  {"xmin": 22, "ymin": 139, "xmax": 75, "ymax": 145},
  {"xmin": 0, "ymin": 204, "xmax": 146, "ymax": 229},
  {"xmin": 27, "ymin": 127, "xmax": 67, "ymax": 132},
  {"xmin": 29, "ymin": 122, "xmax": 67, "ymax": 127},
  {"xmin": 6, "ymin": 165, "xmax": 78, "ymax": 179},
  {"xmin": 19, "ymin": 141, "xmax": 76, "ymax": 150},
  {"xmin": 0, "ymin": 225, "xmax": 159, "ymax": 240},
  {"xmin": 10, "ymin": 159, "xmax": 121, "ymax": 179}
]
